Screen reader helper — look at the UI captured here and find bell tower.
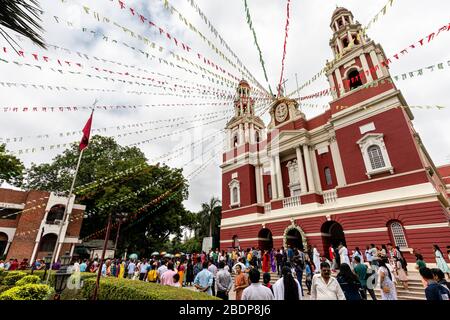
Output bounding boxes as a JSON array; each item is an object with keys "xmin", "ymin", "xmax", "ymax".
[
  {"xmin": 325, "ymin": 7, "xmax": 393, "ymax": 104},
  {"xmin": 225, "ymin": 80, "xmax": 265, "ymax": 150}
]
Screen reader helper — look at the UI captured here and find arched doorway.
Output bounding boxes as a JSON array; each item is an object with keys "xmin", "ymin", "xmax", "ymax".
[
  {"xmin": 321, "ymin": 221, "xmax": 346, "ymax": 258},
  {"xmin": 286, "ymin": 228, "xmax": 304, "ymax": 250},
  {"xmin": 39, "ymin": 233, "xmax": 58, "ymax": 253},
  {"xmin": 258, "ymin": 228, "xmax": 273, "ymax": 251},
  {"xmin": 0, "ymin": 232, "xmax": 8, "ymax": 256}
]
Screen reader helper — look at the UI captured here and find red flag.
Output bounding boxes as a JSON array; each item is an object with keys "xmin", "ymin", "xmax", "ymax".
[{"xmin": 79, "ymin": 111, "xmax": 94, "ymax": 151}]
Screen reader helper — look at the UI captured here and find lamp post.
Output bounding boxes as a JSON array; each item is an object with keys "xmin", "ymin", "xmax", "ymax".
[
  {"xmin": 53, "ymin": 252, "xmax": 72, "ymax": 300},
  {"xmin": 43, "ymin": 253, "xmax": 52, "ymax": 281}
]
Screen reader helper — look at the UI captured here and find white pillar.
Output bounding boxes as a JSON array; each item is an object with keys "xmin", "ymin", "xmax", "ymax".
[
  {"xmin": 310, "ymin": 147, "xmax": 322, "ymax": 193},
  {"xmin": 259, "ymin": 166, "xmax": 265, "ymax": 203},
  {"xmin": 369, "ymin": 50, "xmax": 384, "ymax": 79},
  {"xmin": 303, "ymin": 144, "xmax": 315, "ymax": 193},
  {"xmin": 255, "ymin": 165, "xmax": 262, "ymax": 204},
  {"xmin": 3, "ymin": 241, "xmax": 12, "ymax": 256},
  {"xmin": 334, "ymin": 69, "xmax": 344, "ymax": 95},
  {"xmin": 296, "ymin": 147, "xmax": 307, "ymax": 194},
  {"xmin": 244, "ymin": 123, "xmax": 250, "ymax": 144},
  {"xmin": 69, "ymin": 243, "xmax": 75, "ymax": 257},
  {"xmin": 275, "ymin": 154, "xmax": 284, "ymax": 199},
  {"xmin": 328, "ymin": 74, "xmax": 338, "ymax": 100},
  {"xmin": 270, "ymin": 157, "xmax": 278, "ymax": 199},
  {"xmin": 329, "ymin": 136, "xmax": 347, "ymax": 187},
  {"xmin": 360, "ymin": 54, "xmax": 373, "ymax": 83},
  {"xmin": 239, "ymin": 124, "xmax": 244, "ymax": 146},
  {"xmin": 30, "ymin": 241, "xmax": 40, "ymax": 266}
]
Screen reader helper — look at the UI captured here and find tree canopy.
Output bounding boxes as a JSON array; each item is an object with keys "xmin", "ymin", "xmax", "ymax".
[
  {"xmin": 21, "ymin": 135, "xmax": 190, "ymax": 257},
  {"xmin": 0, "ymin": 143, "xmax": 25, "ymax": 186}
]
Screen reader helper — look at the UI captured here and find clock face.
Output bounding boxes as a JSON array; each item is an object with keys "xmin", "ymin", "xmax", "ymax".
[{"xmin": 275, "ymin": 103, "xmax": 288, "ymax": 122}]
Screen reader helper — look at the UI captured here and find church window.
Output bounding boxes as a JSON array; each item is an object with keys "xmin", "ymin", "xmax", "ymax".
[
  {"xmin": 255, "ymin": 131, "xmax": 260, "ymax": 143},
  {"xmin": 342, "ymin": 37, "xmax": 349, "ymax": 48},
  {"xmin": 368, "ymin": 145, "xmax": 385, "ymax": 170},
  {"xmin": 356, "ymin": 133, "xmax": 394, "ymax": 178},
  {"xmin": 233, "ymin": 135, "xmax": 238, "ymax": 147},
  {"xmin": 389, "ymin": 221, "xmax": 408, "ymax": 248},
  {"xmin": 324, "ymin": 167, "xmax": 333, "ymax": 186},
  {"xmin": 229, "ymin": 179, "xmax": 241, "ymax": 207}
]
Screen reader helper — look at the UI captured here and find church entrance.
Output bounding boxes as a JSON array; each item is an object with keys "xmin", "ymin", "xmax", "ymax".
[
  {"xmin": 321, "ymin": 221, "xmax": 346, "ymax": 259},
  {"xmin": 258, "ymin": 228, "xmax": 273, "ymax": 251},
  {"xmin": 285, "ymin": 228, "xmax": 304, "ymax": 250}
]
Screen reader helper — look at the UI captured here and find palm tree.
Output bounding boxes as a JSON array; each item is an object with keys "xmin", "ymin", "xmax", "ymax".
[
  {"xmin": 0, "ymin": 0, "xmax": 46, "ymax": 50},
  {"xmin": 200, "ymin": 197, "xmax": 221, "ymax": 238}
]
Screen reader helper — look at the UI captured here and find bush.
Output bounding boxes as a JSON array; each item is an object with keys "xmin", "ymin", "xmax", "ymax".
[
  {"xmin": 0, "ymin": 283, "xmax": 54, "ymax": 300},
  {"xmin": 0, "ymin": 285, "xmax": 13, "ymax": 293},
  {"xmin": 16, "ymin": 275, "xmax": 41, "ymax": 286},
  {"xmin": 82, "ymin": 277, "xmax": 220, "ymax": 300},
  {"xmin": 1, "ymin": 271, "xmax": 27, "ymax": 286}
]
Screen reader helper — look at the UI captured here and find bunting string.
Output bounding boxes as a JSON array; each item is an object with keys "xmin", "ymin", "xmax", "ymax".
[
  {"xmin": 243, "ymin": 0, "xmax": 273, "ymax": 96},
  {"xmin": 278, "ymin": 0, "xmax": 291, "ymax": 97}
]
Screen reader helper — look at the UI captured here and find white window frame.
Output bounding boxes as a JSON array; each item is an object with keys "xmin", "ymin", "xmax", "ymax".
[
  {"xmin": 228, "ymin": 178, "xmax": 241, "ymax": 207},
  {"xmin": 356, "ymin": 133, "xmax": 394, "ymax": 179},
  {"xmin": 389, "ymin": 221, "xmax": 408, "ymax": 249}
]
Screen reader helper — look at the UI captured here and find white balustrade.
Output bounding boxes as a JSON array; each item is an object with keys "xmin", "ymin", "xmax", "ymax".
[
  {"xmin": 282, "ymin": 195, "xmax": 301, "ymax": 208},
  {"xmin": 323, "ymin": 189, "xmax": 338, "ymax": 204}
]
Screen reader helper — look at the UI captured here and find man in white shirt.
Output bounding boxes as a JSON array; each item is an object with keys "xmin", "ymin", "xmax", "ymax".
[
  {"xmin": 157, "ymin": 261, "xmax": 168, "ymax": 282},
  {"xmin": 242, "ymin": 269, "xmax": 274, "ymax": 300},
  {"xmin": 311, "ymin": 262, "xmax": 346, "ymax": 300},
  {"xmin": 208, "ymin": 260, "xmax": 218, "ymax": 296}
]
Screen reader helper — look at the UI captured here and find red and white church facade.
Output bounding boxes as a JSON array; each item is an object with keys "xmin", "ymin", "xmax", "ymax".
[{"xmin": 219, "ymin": 7, "xmax": 450, "ymax": 263}]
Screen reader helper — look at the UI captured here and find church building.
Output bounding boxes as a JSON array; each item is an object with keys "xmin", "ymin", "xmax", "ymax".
[{"xmin": 219, "ymin": 7, "xmax": 450, "ymax": 263}]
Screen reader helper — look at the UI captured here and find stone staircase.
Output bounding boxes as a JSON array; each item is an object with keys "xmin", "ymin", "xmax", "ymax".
[{"xmin": 254, "ymin": 270, "xmax": 425, "ymax": 300}]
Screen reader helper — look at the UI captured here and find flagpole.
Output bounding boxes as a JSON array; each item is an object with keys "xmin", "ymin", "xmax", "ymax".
[
  {"xmin": 45, "ymin": 101, "xmax": 97, "ymax": 285},
  {"xmin": 45, "ymin": 148, "xmax": 84, "ymax": 284}
]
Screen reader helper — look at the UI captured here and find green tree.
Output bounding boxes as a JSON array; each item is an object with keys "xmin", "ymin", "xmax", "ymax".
[
  {"xmin": 196, "ymin": 197, "xmax": 221, "ymax": 249},
  {"xmin": 0, "ymin": 144, "xmax": 24, "ymax": 186},
  {"xmin": 22, "ymin": 136, "xmax": 189, "ymax": 257}
]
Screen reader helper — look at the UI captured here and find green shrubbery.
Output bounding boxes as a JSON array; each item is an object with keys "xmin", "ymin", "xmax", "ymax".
[
  {"xmin": 1, "ymin": 271, "xmax": 27, "ymax": 286},
  {"xmin": 0, "ymin": 283, "xmax": 53, "ymax": 300},
  {"xmin": 82, "ymin": 277, "xmax": 220, "ymax": 300},
  {"xmin": 16, "ymin": 275, "xmax": 41, "ymax": 286}
]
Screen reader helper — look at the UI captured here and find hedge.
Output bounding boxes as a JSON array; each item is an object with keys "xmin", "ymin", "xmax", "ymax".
[
  {"xmin": 82, "ymin": 277, "xmax": 220, "ymax": 300},
  {"xmin": 0, "ymin": 283, "xmax": 54, "ymax": 300},
  {"xmin": 16, "ymin": 275, "xmax": 41, "ymax": 286},
  {"xmin": 1, "ymin": 271, "xmax": 27, "ymax": 286}
]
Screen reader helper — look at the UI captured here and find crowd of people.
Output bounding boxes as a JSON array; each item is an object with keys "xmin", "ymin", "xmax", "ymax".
[{"xmin": 1, "ymin": 243, "xmax": 449, "ymax": 300}]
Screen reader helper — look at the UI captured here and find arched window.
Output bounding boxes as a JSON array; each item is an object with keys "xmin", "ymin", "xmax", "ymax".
[
  {"xmin": 368, "ymin": 145, "xmax": 386, "ymax": 169},
  {"xmin": 324, "ymin": 167, "xmax": 333, "ymax": 186},
  {"xmin": 39, "ymin": 233, "xmax": 57, "ymax": 252},
  {"xmin": 255, "ymin": 131, "xmax": 260, "ymax": 143},
  {"xmin": 342, "ymin": 37, "xmax": 349, "ymax": 48},
  {"xmin": 352, "ymin": 34, "xmax": 360, "ymax": 45},
  {"xmin": 233, "ymin": 135, "xmax": 238, "ymax": 147},
  {"xmin": 348, "ymin": 69, "xmax": 363, "ymax": 90},
  {"xmin": 337, "ymin": 19, "xmax": 343, "ymax": 28},
  {"xmin": 389, "ymin": 221, "xmax": 408, "ymax": 248},
  {"xmin": 232, "ymin": 187, "xmax": 238, "ymax": 204},
  {"xmin": 229, "ymin": 179, "xmax": 240, "ymax": 207},
  {"xmin": 267, "ymin": 183, "xmax": 272, "ymax": 200},
  {"xmin": 46, "ymin": 204, "xmax": 65, "ymax": 224}
]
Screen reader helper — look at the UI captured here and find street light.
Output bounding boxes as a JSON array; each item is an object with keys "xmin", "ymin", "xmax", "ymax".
[
  {"xmin": 53, "ymin": 252, "xmax": 73, "ymax": 300},
  {"xmin": 43, "ymin": 253, "xmax": 52, "ymax": 281}
]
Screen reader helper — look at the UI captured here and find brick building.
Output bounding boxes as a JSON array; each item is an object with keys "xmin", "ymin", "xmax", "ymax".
[
  {"xmin": 219, "ymin": 7, "xmax": 450, "ymax": 263},
  {"xmin": 0, "ymin": 188, "xmax": 85, "ymax": 264}
]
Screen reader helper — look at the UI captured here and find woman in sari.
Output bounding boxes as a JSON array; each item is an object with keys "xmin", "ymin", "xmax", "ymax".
[
  {"xmin": 262, "ymin": 250, "xmax": 270, "ymax": 273},
  {"xmin": 234, "ymin": 264, "xmax": 249, "ymax": 300},
  {"xmin": 118, "ymin": 260, "xmax": 126, "ymax": 278},
  {"xmin": 270, "ymin": 249, "xmax": 277, "ymax": 273},
  {"xmin": 178, "ymin": 259, "xmax": 185, "ymax": 287}
]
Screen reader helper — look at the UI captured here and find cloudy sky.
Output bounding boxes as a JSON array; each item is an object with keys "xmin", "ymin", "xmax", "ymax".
[{"xmin": 1, "ymin": 0, "xmax": 449, "ymax": 214}]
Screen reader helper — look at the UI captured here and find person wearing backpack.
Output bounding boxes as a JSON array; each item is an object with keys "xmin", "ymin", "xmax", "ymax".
[{"xmin": 419, "ymin": 267, "xmax": 450, "ymax": 300}]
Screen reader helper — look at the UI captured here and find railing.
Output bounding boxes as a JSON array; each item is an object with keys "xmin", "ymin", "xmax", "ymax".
[
  {"xmin": 264, "ymin": 203, "xmax": 271, "ymax": 213},
  {"xmin": 323, "ymin": 189, "xmax": 338, "ymax": 204},
  {"xmin": 282, "ymin": 195, "xmax": 301, "ymax": 208}
]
